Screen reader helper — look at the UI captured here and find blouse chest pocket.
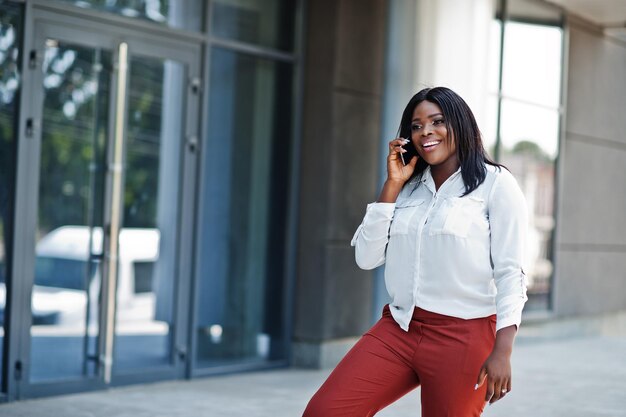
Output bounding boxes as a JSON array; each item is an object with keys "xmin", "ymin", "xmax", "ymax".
[
  {"xmin": 390, "ymin": 199, "xmax": 424, "ymax": 235},
  {"xmin": 429, "ymin": 196, "xmax": 485, "ymax": 238}
]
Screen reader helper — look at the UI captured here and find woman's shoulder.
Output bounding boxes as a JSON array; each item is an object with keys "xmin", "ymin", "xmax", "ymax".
[
  {"xmin": 484, "ymin": 164, "xmax": 525, "ymax": 202},
  {"xmin": 484, "ymin": 163, "xmax": 517, "ymax": 184}
]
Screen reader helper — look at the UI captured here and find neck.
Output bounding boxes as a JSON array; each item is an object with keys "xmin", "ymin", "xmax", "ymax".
[{"xmin": 431, "ymin": 158, "xmax": 460, "ymax": 190}]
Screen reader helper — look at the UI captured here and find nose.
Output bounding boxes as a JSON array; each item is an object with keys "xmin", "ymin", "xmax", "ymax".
[{"xmin": 421, "ymin": 124, "xmax": 433, "ymax": 136}]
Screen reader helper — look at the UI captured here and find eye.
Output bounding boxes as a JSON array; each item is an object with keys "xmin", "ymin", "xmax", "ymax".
[
  {"xmin": 433, "ymin": 118, "xmax": 445, "ymax": 125},
  {"xmin": 411, "ymin": 124, "xmax": 422, "ymax": 131}
]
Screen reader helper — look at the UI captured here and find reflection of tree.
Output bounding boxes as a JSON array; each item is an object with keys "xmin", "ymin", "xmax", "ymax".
[
  {"xmin": 0, "ymin": 12, "xmax": 20, "ymax": 106},
  {"xmin": 60, "ymin": 0, "xmax": 167, "ymax": 23},
  {"xmin": 39, "ymin": 44, "xmax": 109, "ymax": 233},
  {"xmin": 511, "ymin": 139, "xmax": 553, "ymax": 163},
  {"xmin": 124, "ymin": 58, "xmax": 162, "ymax": 228},
  {"xmin": 39, "ymin": 43, "xmax": 163, "ymax": 233},
  {"xmin": 1, "ymin": 2, "xmax": 171, "ymax": 277}
]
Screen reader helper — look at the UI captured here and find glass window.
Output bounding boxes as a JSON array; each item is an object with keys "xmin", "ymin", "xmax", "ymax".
[
  {"xmin": 499, "ymin": 99, "xmax": 560, "ymax": 159},
  {"xmin": 211, "ymin": 0, "xmax": 296, "ymax": 51},
  {"xmin": 195, "ymin": 47, "xmax": 292, "ymax": 368},
  {"xmin": 35, "ymin": 257, "xmax": 89, "ymax": 291},
  {"xmin": 502, "ymin": 22, "xmax": 562, "ymax": 108},
  {"xmin": 52, "ymin": 0, "xmax": 204, "ymax": 32},
  {"xmin": 133, "ymin": 261, "xmax": 155, "ymax": 293},
  {"xmin": 492, "ymin": 1, "xmax": 563, "ymax": 310},
  {"xmin": 0, "ymin": 0, "xmax": 23, "ymax": 390}
]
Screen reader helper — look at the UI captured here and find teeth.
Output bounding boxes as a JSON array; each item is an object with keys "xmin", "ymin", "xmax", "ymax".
[{"xmin": 423, "ymin": 141, "xmax": 441, "ymax": 148}]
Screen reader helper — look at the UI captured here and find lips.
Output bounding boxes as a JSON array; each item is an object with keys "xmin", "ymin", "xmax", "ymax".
[{"xmin": 421, "ymin": 140, "xmax": 442, "ymax": 152}]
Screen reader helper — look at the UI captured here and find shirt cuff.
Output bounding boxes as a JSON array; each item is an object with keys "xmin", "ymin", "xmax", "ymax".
[{"xmin": 495, "ymin": 308, "xmax": 523, "ymax": 332}]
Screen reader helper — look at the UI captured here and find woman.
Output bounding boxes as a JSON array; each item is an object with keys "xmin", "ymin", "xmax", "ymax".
[{"xmin": 303, "ymin": 87, "xmax": 528, "ymax": 417}]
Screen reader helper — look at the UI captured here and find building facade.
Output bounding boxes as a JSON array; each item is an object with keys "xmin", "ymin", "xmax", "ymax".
[
  {"xmin": 0, "ymin": 0, "xmax": 302, "ymax": 401},
  {"xmin": 0, "ymin": 0, "xmax": 624, "ymax": 402}
]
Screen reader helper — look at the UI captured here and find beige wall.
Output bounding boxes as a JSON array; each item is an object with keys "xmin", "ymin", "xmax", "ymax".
[
  {"xmin": 414, "ymin": 0, "xmax": 494, "ymax": 126},
  {"xmin": 553, "ymin": 16, "xmax": 626, "ymax": 316}
]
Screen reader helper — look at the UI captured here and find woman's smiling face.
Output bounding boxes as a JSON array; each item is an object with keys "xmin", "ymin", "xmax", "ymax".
[{"xmin": 410, "ymin": 100, "xmax": 458, "ymax": 169}]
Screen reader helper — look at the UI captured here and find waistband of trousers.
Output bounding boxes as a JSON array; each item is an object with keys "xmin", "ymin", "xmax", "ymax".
[
  {"xmin": 384, "ymin": 304, "xmax": 496, "ymax": 323},
  {"xmin": 412, "ymin": 306, "xmax": 465, "ymax": 321}
]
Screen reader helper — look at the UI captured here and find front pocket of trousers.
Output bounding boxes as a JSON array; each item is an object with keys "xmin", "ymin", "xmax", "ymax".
[{"xmin": 462, "ymin": 318, "xmax": 496, "ymax": 375}]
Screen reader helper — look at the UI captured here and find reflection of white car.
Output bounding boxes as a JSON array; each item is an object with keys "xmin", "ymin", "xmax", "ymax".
[{"xmin": 0, "ymin": 226, "xmax": 159, "ymax": 327}]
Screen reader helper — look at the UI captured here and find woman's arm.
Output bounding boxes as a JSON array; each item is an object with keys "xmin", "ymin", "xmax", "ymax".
[
  {"xmin": 351, "ymin": 138, "xmax": 418, "ymax": 269},
  {"xmin": 476, "ymin": 169, "xmax": 529, "ymax": 404},
  {"xmin": 377, "ymin": 179, "xmax": 404, "ymax": 203},
  {"xmin": 351, "ymin": 202, "xmax": 395, "ymax": 269}
]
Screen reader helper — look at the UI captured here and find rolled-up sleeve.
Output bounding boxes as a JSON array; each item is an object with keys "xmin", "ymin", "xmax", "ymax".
[
  {"xmin": 350, "ymin": 202, "xmax": 395, "ymax": 270},
  {"xmin": 488, "ymin": 171, "xmax": 529, "ymax": 332}
]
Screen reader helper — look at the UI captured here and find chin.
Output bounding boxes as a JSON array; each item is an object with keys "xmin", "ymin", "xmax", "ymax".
[{"xmin": 421, "ymin": 156, "xmax": 440, "ymax": 166}]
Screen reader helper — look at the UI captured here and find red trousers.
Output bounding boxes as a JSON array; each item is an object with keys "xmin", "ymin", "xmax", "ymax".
[{"xmin": 303, "ymin": 304, "xmax": 496, "ymax": 417}]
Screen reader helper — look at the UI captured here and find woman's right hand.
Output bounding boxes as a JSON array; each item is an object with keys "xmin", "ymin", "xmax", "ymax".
[
  {"xmin": 377, "ymin": 138, "xmax": 418, "ymax": 203},
  {"xmin": 386, "ymin": 138, "xmax": 418, "ymax": 184}
]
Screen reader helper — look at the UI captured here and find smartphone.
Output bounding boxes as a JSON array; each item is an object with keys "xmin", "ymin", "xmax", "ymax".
[{"xmin": 400, "ymin": 138, "xmax": 418, "ymax": 166}]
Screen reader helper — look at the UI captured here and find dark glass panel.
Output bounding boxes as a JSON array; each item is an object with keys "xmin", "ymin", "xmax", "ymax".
[
  {"xmin": 212, "ymin": 0, "xmax": 296, "ymax": 52},
  {"xmin": 195, "ymin": 47, "xmax": 292, "ymax": 368}
]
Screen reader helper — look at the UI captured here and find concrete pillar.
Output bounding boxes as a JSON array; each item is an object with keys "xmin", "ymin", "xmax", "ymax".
[
  {"xmin": 552, "ymin": 15, "xmax": 626, "ymax": 317},
  {"xmin": 293, "ymin": 0, "xmax": 388, "ymax": 368}
]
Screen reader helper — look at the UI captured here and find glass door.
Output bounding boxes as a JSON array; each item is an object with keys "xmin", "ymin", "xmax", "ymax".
[{"xmin": 12, "ymin": 11, "xmax": 200, "ymax": 397}]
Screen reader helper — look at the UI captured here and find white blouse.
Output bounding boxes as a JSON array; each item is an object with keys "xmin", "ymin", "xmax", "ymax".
[{"xmin": 351, "ymin": 164, "xmax": 528, "ymax": 332}]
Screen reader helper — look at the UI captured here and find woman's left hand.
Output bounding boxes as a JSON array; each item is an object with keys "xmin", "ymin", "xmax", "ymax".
[
  {"xmin": 475, "ymin": 349, "xmax": 512, "ymax": 405},
  {"xmin": 476, "ymin": 324, "xmax": 517, "ymax": 404}
]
